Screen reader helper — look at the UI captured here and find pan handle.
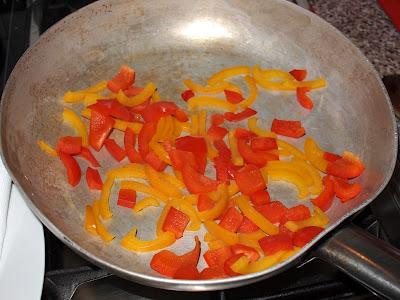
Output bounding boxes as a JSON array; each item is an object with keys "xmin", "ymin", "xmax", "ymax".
[{"xmin": 315, "ymin": 224, "xmax": 400, "ymax": 299}]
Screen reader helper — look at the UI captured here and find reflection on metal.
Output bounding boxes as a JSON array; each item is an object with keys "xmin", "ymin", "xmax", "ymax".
[{"xmin": 179, "ymin": 18, "xmax": 233, "ymax": 40}]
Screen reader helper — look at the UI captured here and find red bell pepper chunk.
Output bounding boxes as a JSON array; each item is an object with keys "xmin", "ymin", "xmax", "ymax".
[
  {"xmin": 237, "ymin": 138, "xmax": 279, "ymax": 167},
  {"xmin": 296, "ymin": 87, "xmax": 313, "ymax": 110},
  {"xmin": 224, "ymin": 90, "xmax": 244, "ymax": 104},
  {"xmin": 224, "ymin": 254, "xmax": 244, "ymax": 276},
  {"xmin": 107, "ymin": 65, "xmax": 135, "ymax": 93},
  {"xmin": 279, "ymin": 223, "xmax": 295, "ymax": 240},
  {"xmin": 173, "ymin": 236, "xmax": 201, "ymax": 279},
  {"xmin": 293, "ymin": 226, "xmax": 324, "ymax": 247},
  {"xmin": 224, "ymin": 107, "xmax": 257, "ymax": 122},
  {"xmin": 235, "ymin": 164, "xmax": 266, "ymax": 195},
  {"xmin": 231, "ymin": 244, "xmax": 260, "ymax": 262},
  {"xmin": 271, "ymin": 119, "xmax": 305, "ymax": 138},
  {"xmin": 211, "ymin": 113, "xmax": 225, "ymax": 126},
  {"xmin": 89, "ymin": 110, "xmax": 115, "ymax": 152},
  {"xmin": 162, "ymin": 207, "xmax": 190, "ymax": 239},
  {"xmin": 326, "ymin": 152, "xmax": 365, "ymax": 179},
  {"xmin": 117, "ymin": 189, "xmax": 137, "ymax": 208},
  {"xmin": 145, "ymin": 151, "xmax": 167, "ymax": 172},
  {"xmin": 79, "ymin": 146, "xmax": 101, "ymax": 167},
  {"xmin": 197, "ymin": 194, "xmax": 214, "ymax": 212},
  {"xmin": 289, "ymin": 69, "xmax": 307, "ymax": 81},
  {"xmin": 181, "ymin": 89, "xmax": 195, "ymax": 102},
  {"xmin": 213, "ymin": 140, "xmax": 232, "ymax": 159},
  {"xmin": 250, "ymin": 189, "xmax": 270, "ymax": 206},
  {"xmin": 332, "ymin": 177, "xmax": 362, "ymax": 202},
  {"xmin": 58, "ymin": 152, "xmax": 81, "ymax": 187},
  {"xmin": 256, "ymin": 201, "xmax": 288, "ymax": 224},
  {"xmin": 284, "ymin": 204, "xmax": 311, "ymax": 222},
  {"xmin": 251, "ymin": 137, "xmax": 277, "ymax": 151},
  {"xmin": 88, "ymin": 99, "xmax": 134, "ymax": 122},
  {"xmin": 124, "ymin": 128, "xmax": 142, "ymax": 163},
  {"xmin": 129, "ymin": 99, "xmax": 150, "ymax": 114},
  {"xmin": 138, "ymin": 122, "xmax": 157, "ymax": 160},
  {"xmin": 203, "ymin": 246, "xmax": 233, "ymax": 267},
  {"xmin": 56, "ymin": 136, "xmax": 82, "ymax": 155},
  {"xmin": 104, "ymin": 138, "xmax": 126, "ymax": 162},
  {"xmin": 176, "ymin": 136, "xmax": 207, "ymax": 173},
  {"xmin": 207, "ymin": 125, "xmax": 228, "ymax": 141},
  {"xmin": 169, "ymin": 149, "xmax": 198, "ymax": 171},
  {"xmin": 85, "ymin": 167, "xmax": 103, "ymax": 190},
  {"xmin": 213, "ymin": 155, "xmax": 237, "ymax": 182},
  {"xmin": 311, "ymin": 175, "xmax": 335, "ymax": 212},
  {"xmin": 234, "ymin": 128, "xmax": 256, "ymax": 140},
  {"xmin": 173, "ymin": 264, "xmax": 200, "ymax": 280},
  {"xmin": 258, "ymin": 233, "xmax": 293, "ymax": 256},
  {"xmin": 219, "ymin": 207, "xmax": 244, "ymax": 233},
  {"xmin": 323, "ymin": 151, "xmax": 342, "ymax": 162},
  {"xmin": 142, "ymin": 101, "xmax": 188, "ymax": 123},
  {"xmin": 124, "ymin": 86, "xmax": 143, "ymax": 97},
  {"xmin": 182, "ymin": 164, "xmax": 219, "ymax": 194},
  {"xmin": 199, "ymin": 265, "xmax": 228, "ymax": 279},
  {"xmin": 238, "ymin": 216, "xmax": 259, "ymax": 233}
]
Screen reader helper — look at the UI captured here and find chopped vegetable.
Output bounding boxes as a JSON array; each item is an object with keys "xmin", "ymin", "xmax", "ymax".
[
  {"xmin": 271, "ymin": 119, "xmax": 305, "ymax": 138},
  {"xmin": 224, "ymin": 90, "xmax": 244, "ymax": 104},
  {"xmin": 104, "ymin": 138, "xmax": 126, "ymax": 162},
  {"xmin": 107, "ymin": 65, "xmax": 135, "ymax": 93},
  {"xmin": 86, "ymin": 167, "xmax": 103, "ymax": 190},
  {"xmin": 58, "ymin": 152, "xmax": 81, "ymax": 187},
  {"xmin": 162, "ymin": 207, "xmax": 190, "ymax": 239},
  {"xmin": 235, "ymin": 164, "xmax": 266, "ymax": 195},
  {"xmin": 293, "ymin": 226, "xmax": 324, "ymax": 247},
  {"xmin": 289, "ymin": 69, "xmax": 307, "ymax": 81},
  {"xmin": 117, "ymin": 189, "xmax": 137, "ymax": 208},
  {"xmin": 37, "ymin": 140, "xmax": 57, "ymax": 157},
  {"xmin": 224, "ymin": 107, "xmax": 257, "ymax": 122},
  {"xmin": 296, "ymin": 87, "xmax": 313, "ymax": 110}
]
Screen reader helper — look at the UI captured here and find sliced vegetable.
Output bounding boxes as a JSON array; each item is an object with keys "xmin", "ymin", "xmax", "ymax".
[
  {"xmin": 162, "ymin": 207, "xmax": 190, "ymax": 239},
  {"xmin": 237, "ymin": 139, "xmax": 278, "ymax": 167},
  {"xmin": 258, "ymin": 233, "xmax": 293, "ymax": 256},
  {"xmin": 63, "ymin": 108, "xmax": 89, "ymax": 146},
  {"xmin": 224, "ymin": 90, "xmax": 244, "ymax": 104},
  {"xmin": 133, "ymin": 197, "xmax": 160, "ymax": 212},
  {"xmin": 296, "ymin": 87, "xmax": 313, "ymax": 110},
  {"xmin": 238, "ymin": 217, "xmax": 259, "ymax": 233},
  {"xmin": 142, "ymin": 101, "xmax": 188, "ymax": 123},
  {"xmin": 120, "ymin": 228, "xmax": 175, "ymax": 252},
  {"xmin": 256, "ymin": 201, "xmax": 288, "ymax": 224},
  {"xmin": 224, "ymin": 107, "xmax": 257, "ymax": 122},
  {"xmin": 250, "ymin": 190, "xmax": 270, "ymax": 206},
  {"xmin": 89, "ymin": 110, "xmax": 115, "ymax": 151},
  {"xmin": 251, "ymin": 137, "xmax": 277, "ymax": 151},
  {"xmin": 37, "ymin": 140, "xmax": 57, "ymax": 157},
  {"xmin": 181, "ymin": 164, "xmax": 219, "ymax": 194},
  {"xmin": 203, "ymin": 246, "xmax": 233, "ymax": 267},
  {"xmin": 289, "ymin": 69, "xmax": 307, "ymax": 81},
  {"xmin": 326, "ymin": 151, "xmax": 365, "ymax": 179},
  {"xmin": 107, "ymin": 65, "xmax": 135, "ymax": 93},
  {"xmin": 207, "ymin": 125, "xmax": 228, "ymax": 141},
  {"xmin": 124, "ymin": 128, "xmax": 142, "ymax": 163},
  {"xmin": 84, "ymin": 205, "xmax": 97, "ymax": 235},
  {"xmin": 271, "ymin": 119, "xmax": 305, "ymax": 138},
  {"xmin": 117, "ymin": 189, "xmax": 137, "ymax": 208},
  {"xmin": 79, "ymin": 147, "xmax": 100, "ymax": 167},
  {"xmin": 235, "ymin": 164, "xmax": 266, "ymax": 195},
  {"xmin": 104, "ymin": 138, "xmax": 126, "ymax": 162},
  {"xmin": 293, "ymin": 226, "xmax": 324, "ymax": 247},
  {"xmin": 58, "ymin": 152, "xmax": 81, "ymax": 187},
  {"xmin": 219, "ymin": 207, "xmax": 244, "ymax": 233},
  {"xmin": 181, "ymin": 89, "xmax": 195, "ymax": 102},
  {"xmin": 204, "ymin": 220, "xmax": 239, "ymax": 245},
  {"xmin": 86, "ymin": 167, "xmax": 103, "ymax": 190},
  {"xmin": 88, "ymin": 99, "xmax": 134, "ymax": 121},
  {"xmin": 332, "ymin": 177, "xmax": 361, "ymax": 202},
  {"xmin": 188, "ymin": 96, "xmax": 236, "ymax": 112},
  {"xmin": 311, "ymin": 175, "xmax": 335, "ymax": 211},
  {"xmin": 197, "ymin": 194, "xmax": 214, "ymax": 212},
  {"xmin": 231, "ymin": 244, "xmax": 260, "ymax": 261},
  {"xmin": 284, "ymin": 205, "xmax": 311, "ymax": 222}
]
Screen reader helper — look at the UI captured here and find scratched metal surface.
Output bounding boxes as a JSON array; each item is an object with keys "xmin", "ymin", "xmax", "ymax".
[{"xmin": 0, "ymin": 0, "xmax": 397, "ymax": 291}]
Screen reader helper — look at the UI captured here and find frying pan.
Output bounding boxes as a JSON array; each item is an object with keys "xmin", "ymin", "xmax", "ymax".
[{"xmin": 1, "ymin": 0, "xmax": 400, "ymax": 297}]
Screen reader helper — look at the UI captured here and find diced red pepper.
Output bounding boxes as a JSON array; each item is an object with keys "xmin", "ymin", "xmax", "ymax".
[
  {"xmin": 199, "ymin": 265, "xmax": 228, "ymax": 279},
  {"xmin": 219, "ymin": 207, "xmax": 244, "ymax": 233},
  {"xmin": 181, "ymin": 89, "xmax": 195, "ymax": 102},
  {"xmin": 326, "ymin": 152, "xmax": 365, "ymax": 179},
  {"xmin": 176, "ymin": 136, "xmax": 207, "ymax": 173},
  {"xmin": 117, "ymin": 189, "xmax": 136, "ymax": 208},
  {"xmin": 271, "ymin": 119, "xmax": 305, "ymax": 138},
  {"xmin": 224, "ymin": 90, "xmax": 244, "ymax": 104},
  {"xmin": 162, "ymin": 207, "xmax": 190, "ymax": 239},
  {"xmin": 58, "ymin": 152, "xmax": 81, "ymax": 187},
  {"xmin": 323, "ymin": 151, "xmax": 342, "ymax": 162},
  {"xmin": 173, "ymin": 264, "xmax": 200, "ymax": 280},
  {"xmin": 211, "ymin": 113, "xmax": 225, "ymax": 126},
  {"xmin": 256, "ymin": 201, "xmax": 288, "ymax": 224},
  {"xmin": 56, "ymin": 136, "xmax": 82, "ymax": 155},
  {"xmin": 182, "ymin": 164, "xmax": 219, "ymax": 194},
  {"xmin": 207, "ymin": 125, "xmax": 228, "ymax": 141},
  {"xmin": 203, "ymin": 246, "xmax": 233, "ymax": 267},
  {"xmin": 332, "ymin": 177, "xmax": 361, "ymax": 202},
  {"xmin": 238, "ymin": 216, "xmax": 259, "ymax": 233},
  {"xmin": 107, "ymin": 65, "xmax": 135, "ymax": 93},
  {"xmin": 293, "ymin": 226, "xmax": 324, "ymax": 247},
  {"xmin": 145, "ymin": 151, "xmax": 167, "ymax": 172},
  {"xmin": 104, "ymin": 138, "xmax": 126, "ymax": 162},
  {"xmin": 197, "ymin": 194, "xmax": 214, "ymax": 212},
  {"xmin": 85, "ymin": 167, "xmax": 103, "ymax": 190},
  {"xmin": 213, "ymin": 140, "xmax": 232, "ymax": 159},
  {"xmin": 258, "ymin": 233, "xmax": 293, "ymax": 256},
  {"xmin": 284, "ymin": 204, "xmax": 311, "ymax": 222},
  {"xmin": 124, "ymin": 128, "xmax": 142, "ymax": 163},
  {"xmin": 224, "ymin": 107, "xmax": 257, "ymax": 122},
  {"xmin": 142, "ymin": 101, "xmax": 188, "ymax": 123},
  {"xmin": 213, "ymin": 156, "xmax": 237, "ymax": 182},
  {"xmin": 235, "ymin": 164, "xmax": 266, "ymax": 195},
  {"xmin": 311, "ymin": 176, "xmax": 335, "ymax": 212},
  {"xmin": 251, "ymin": 137, "xmax": 277, "ymax": 151},
  {"xmin": 237, "ymin": 138, "xmax": 279, "ymax": 167},
  {"xmin": 138, "ymin": 122, "xmax": 157, "ymax": 160},
  {"xmin": 124, "ymin": 86, "xmax": 143, "ymax": 97},
  {"xmin": 289, "ymin": 69, "xmax": 307, "ymax": 81},
  {"xmin": 88, "ymin": 99, "xmax": 134, "ymax": 122},
  {"xmin": 250, "ymin": 189, "xmax": 270, "ymax": 206},
  {"xmin": 224, "ymin": 254, "xmax": 244, "ymax": 276},
  {"xmin": 89, "ymin": 110, "xmax": 115, "ymax": 152},
  {"xmin": 79, "ymin": 147, "xmax": 100, "ymax": 167},
  {"xmin": 296, "ymin": 87, "xmax": 313, "ymax": 110},
  {"xmin": 231, "ymin": 244, "xmax": 260, "ymax": 262}
]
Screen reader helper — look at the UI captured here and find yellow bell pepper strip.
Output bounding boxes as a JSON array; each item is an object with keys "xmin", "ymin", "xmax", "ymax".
[
  {"xmin": 120, "ymin": 228, "xmax": 175, "ymax": 252},
  {"xmin": 206, "ymin": 137, "xmax": 219, "ymax": 159},
  {"xmin": 304, "ymin": 137, "xmax": 328, "ymax": 172},
  {"xmin": 63, "ymin": 108, "xmax": 88, "ymax": 146},
  {"xmin": 230, "ymin": 255, "xmax": 251, "ymax": 274},
  {"xmin": 278, "ymin": 247, "xmax": 301, "ymax": 262},
  {"xmin": 188, "ymin": 96, "xmax": 237, "ymax": 112},
  {"xmin": 239, "ymin": 76, "xmax": 258, "ymax": 109},
  {"xmin": 85, "ymin": 80, "xmax": 108, "ymax": 93},
  {"xmin": 198, "ymin": 184, "xmax": 229, "ymax": 221},
  {"xmin": 234, "ymin": 195, "xmax": 279, "ymax": 235},
  {"xmin": 150, "ymin": 142, "xmax": 171, "ymax": 164},
  {"xmin": 183, "ymin": 79, "xmax": 235, "ymax": 94},
  {"xmin": 116, "ymin": 82, "xmax": 156, "ymax": 107},
  {"xmin": 276, "ymin": 139, "xmax": 306, "ymax": 160},
  {"xmin": 107, "ymin": 163, "xmax": 146, "ymax": 180},
  {"xmin": 170, "ymin": 198, "xmax": 201, "ymax": 231},
  {"xmin": 204, "ymin": 221, "xmax": 239, "ymax": 245},
  {"xmin": 152, "ymin": 90, "xmax": 161, "ymax": 102},
  {"xmin": 238, "ymin": 230, "xmax": 265, "ymax": 253},
  {"xmin": 156, "ymin": 204, "xmax": 171, "ymax": 236},
  {"xmin": 120, "ymin": 181, "xmax": 169, "ymax": 203},
  {"xmin": 83, "ymin": 93, "xmax": 103, "ymax": 106},
  {"xmin": 183, "ymin": 194, "xmax": 198, "ymax": 205},
  {"xmin": 228, "ymin": 182, "xmax": 239, "ymax": 197},
  {"xmin": 207, "ymin": 66, "xmax": 251, "ymax": 85},
  {"xmin": 204, "ymin": 232, "xmax": 218, "ymax": 242},
  {"xmin": 292, "ymin": 158, "xmax": 323, "ymax": 195},
  {"xmin": 190, "ymin": 111, "xmax": 199, "ymax": 135},
  {"xmin": 266, "ymin": 161, "xmax": 313, "ymax": 187},
  {"xmin": 242, "ymin": 251, "xmax": 285, "ymax": 274},
  {"xmin": 92, "ymin": 200, "xmax": 115, "ymax": 241},
  {"xmin": 99, "ymin": 177, "xmax": 114, "ymax": 219},
  {"xmin": 180, "ymin": 121, "xmax": 191, "ymax": 133},
  {"xmin": 37, "ymin": 140, "xmax": 57, "ymax": 157},
  {"xmin": 285, "ymin": 206, "xmax": 328, "ymax": 232},
  {"xmin": 228, "ymin": 131, "xmax": 244, "ymax": 166},
  {"xmin": 133, "ymin": 197, "xmax": 160, "ymax": 213},
  {"xmin": 63, "ymin": 81, "xmax": 108, "ymax": 103},
  {"xmin": 268, "ymin": 149, "xmax": 292, "ymax": 157},
  {"xmin": 208, "ymin": 239, "xmax": 227, "ymax": 250},
  {"xmin": 198, "ymin": 110, "xmax": 207, "ymax": 136},
  {"xmin": 84, "ymin": 205, "xmax": 97, "ymax": 235},
  {"xmin": 247, "ymin": 117, "xmax": 277, "ymax": 138},
  {"xmin": 163, "ymin": 173, "xmax": 185, "ymax": 190},
  {"xmin": 144, "ymin": 165, "xmax": 182, "ymax": 198},
  {"xmin": 173, "ymin": 118, "xmax": 183, "ymax": 138},
  {"xmin": 265, "ymin": 168, "xmax": 309, "ymax": 199}
]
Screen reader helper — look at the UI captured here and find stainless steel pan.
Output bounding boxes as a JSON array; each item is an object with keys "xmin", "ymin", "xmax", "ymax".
[{"xmin": 1, "ymin": 0, "xmax": 400, "ymax": 297}]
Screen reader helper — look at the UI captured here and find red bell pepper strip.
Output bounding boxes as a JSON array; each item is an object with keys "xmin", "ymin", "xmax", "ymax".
[
  {"xmin": 117, "ymin": 189, "xmax": 137, "ymax": 208},
  {"xmin": 86, "ymin": 167, "xmax": 103, "ymax": 190},
  {"xmin": 107, "ymin": 65, "xmax": 135, "ymax": 93},
  {"xmin": 326, "ymin": 152, "xmax": 365, "ymax": 179},
  {"xmin": 181, "ymin": 89, "xmax": 195, "ymax": 102},
  {"xmin": 203, "ymin": 246, "xmax": 233, "ymax": 267},
  {"xmin": 256, "ymin": 201, "xmax": 288, "ymax": 224},
  {"xmin": 145, "ymin": 151, "xmax": 167, "ymax": 172},
  {"xmin": 284, "ymin": 204, "xmax": 311, "ymax": 222},
  {"xmin": 129, "ymin": 99, "xmax": 150, "ymax": 114},
  {"xmin": 162, "ymin": 206, "xmax": 190, "ymax": 239},
  {"xmin": 323, "ymin": 151, "xmax": 341, "ymax": 162},
  {"xmin": 104, "ymin": 138, "xmax": 126, "ymax": 162},
  {"xmin": 296, "ymin": 87, "xmax": 313, "ymax": 110},
  {"xmin": 258, "ymin": 233, "xmax": 293, "ymax": 256},
  {"xmin": 332, "ymin": 177, "xmax": 361, "ymax": 202},
  {"xmin": 124, "ymin": 128, "xmax": 142, "ymax": 163},
  {"xmin": 237, "ymin": 138, "xmax": 278, "ymax": 167},
  {"xmin": 138, "ymin": 122, "xmax": 157, "ymax": 159},
  {"xmin": 289, "ymin": 69, "xmax": 307, "ymax": 81},
  {"xmin": 251, "ymin": 137, "xmax": 277, "ymax": 151},
  {"xmin": 56, "ymin": 136, "xmax": 82, "ymax": 155},
  {"xmin": 224, "ymin": 90, "xmax": 244, "ymax": 104},
  {"xmin": 235, "ymin": 164, "xmax": 266, "ymax": 195},
  {"xmin": 199, "ymin": 265, "xmax": 228, "ymax": 279},
  {"xmin": 279, "ymin": 223, "xmax": 295, "ymax": 239},
  {"xmin": 311, "ymin": 175, "xmax": 335, "ymax": 212},
  {"xmin": 88, "ymin": 99, "xmax": 134, "ymax": 122},
  {"xmin": 181, "ymin": 164, "xmax": 219, "ymax": 194},
  {"xmin": 175, "ymin": 136, "xmax": 207, "ymax": 173},
  {"xmin": 169, "ymin": 149, "xmax": 198, "ymax": 172},
  {"xmin": 58, "ymin": 152, "xmax": 81, "ymax": 187},
  {"xmin": 79, "ymin": 147, "xmax": 100, "ymax": 167},
  {"xmin": 224, "ymin": 107, "xmax": 257, "ymax": 122},
  {"xmin": 224, "ymin": 254, "xmax": 244, "ymax": 276},
  {"xmin": 211, "ymin": 113, "xmax": 225, "ymax": 126},
  {"xmin": 250, "ymin": 190, "xmax": 270, "ymax": 206},
  {"xmin": 124, "ymin": 86, "xmax": 143, "ymax": 97},
  {"xmin": 213, "ymin": 140, "xmax": 232, "ymax": 159},
  {"xmin": 207, "ymin": 125, "xmax": 228, "ymax": 141},
  {"xmin": 234, "ymin": 128, "xmax": 256, "ymax": 140},
  {"xmin": 293, "ymin": 226, "xmax": 324, "ymax": 247},
  {"xmin": 231, "ymin": 244, "xmax": 260, "ymax": 262},
  {"xmin": 271, "ymin": 119, "xmax": 305, "ymax": 138},
  {"xmin": 89, "ymin": 110, "xmax": 115, "ymax": 151},
  {"xmin": 142, "ymin": 101, "xmax": 188, "ymax": 123},
  {"xmin": 213, "ymin": 155, "xmax": 237, "ymax": 182},
  {"xmin": 197, "ymin": 194, "xmax": 214, "ymax": 212},
  {"xmin": 219, "ymin": 207, "xmax": 244, "ymax": 233},
  {"xmin": 173, "ymin": 264, "xmax": 200, "ymax": 280},
  {"xmin": 238, "ymin": 216, "xmax": 259, "ymax": 233}
]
